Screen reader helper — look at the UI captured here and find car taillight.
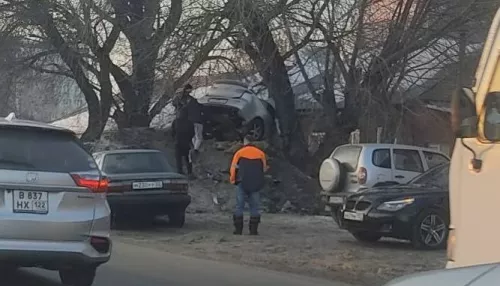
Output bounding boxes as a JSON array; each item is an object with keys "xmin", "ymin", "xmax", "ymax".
[
  {"xmin": 71, "ymin": 174, "xmax": 109, "ymax": 193},
  {"xmin": 165, "ymin": 179, "xmax": 189, "ymax": 192},
  {"xmin": 90, "ymin": 236, "xmax": 111, "ymax": 253},
  {"xmin": 358, "ymin": 167, "xmax": 367, "ymax": 184}
]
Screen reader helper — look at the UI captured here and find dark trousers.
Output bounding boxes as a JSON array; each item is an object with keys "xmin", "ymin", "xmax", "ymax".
[
  {"xmin": 234, "ymin": 184, "xmax": 260, "ymax": 217},
  {"xmin": 175, "ymin": 143, "xmax": 192, "ymax": 175}
]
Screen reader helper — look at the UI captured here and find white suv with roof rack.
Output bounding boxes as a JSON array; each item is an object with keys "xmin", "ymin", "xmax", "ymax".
[
  {"xmin": 0, "ymin": 114, "xmax": 111, "ymax": 286},
  {"xmin": 319, "ymin": 143, "xmax": 449, "ymax": 225}
]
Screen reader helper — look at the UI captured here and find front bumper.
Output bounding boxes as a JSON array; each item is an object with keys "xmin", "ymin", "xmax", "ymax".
[
  {"xmin": 0, "ymin": 239, "xmax": 110, "ymax": 268},
  {"xmin": 107, "ymin": 193, "xmax": 191, "ymax": 213},
  {"xmin": 340, "ymin": 208, "xmax": 416, "ymax": 240}
]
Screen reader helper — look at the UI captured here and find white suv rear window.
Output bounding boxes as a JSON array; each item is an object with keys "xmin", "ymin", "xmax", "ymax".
[{"xmin": 332, "ymin": 146, "xmax": 362, "ymax": 172}]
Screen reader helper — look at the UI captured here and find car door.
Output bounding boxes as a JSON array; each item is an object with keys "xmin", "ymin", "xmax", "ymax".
[{"xmin": 392, "ymin": 148, "xmax": 425, "ymax": 184}]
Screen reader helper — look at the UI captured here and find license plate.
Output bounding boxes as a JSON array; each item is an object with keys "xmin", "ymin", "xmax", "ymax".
[
  {"xmin": 343, "ymin": 211, "xmax": 363, "ymax": 221},
  {"xmin": 329, "ymin": 196, "xmax": 344, "ymax": 204},
  {"xmin": 132, "ymin": 181, "xmax": 163, "ymax": 190},
  {"xmin": 13, "ymin": 190, "xmax": 49, "ymax": 214}
]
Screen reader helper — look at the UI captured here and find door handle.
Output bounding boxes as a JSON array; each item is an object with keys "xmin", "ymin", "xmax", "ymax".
[{"xmin": 395, "ymin": 175, "xmax": 404, "ymax": 179}]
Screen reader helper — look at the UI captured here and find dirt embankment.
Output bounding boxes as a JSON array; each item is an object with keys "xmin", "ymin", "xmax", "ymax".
[
  {"xmin": 115, "ymin": 213, "xmax": 446, "ymax": 286},
  {"xmin": 90, "ymin": 128, "xmax": 322, "ymax": 215}
]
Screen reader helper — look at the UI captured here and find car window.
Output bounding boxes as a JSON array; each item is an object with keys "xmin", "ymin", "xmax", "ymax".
[
  {"xmin": 393, "ymin": 149, "xmax": 423, "ymax": 173},
  {"xmin": 332, "ymin": 145, "xmax": 362, "ymax": 172},
  {"xmin": 423, "ymin": 151, "xmax": 449, "ymax": 168},
  {"xmin": 102, "ymin": 152, "xmax": 173, "ymax": 174},
  {"xmin": 410, "ymin": 164, "xmax": 449, "ymax": 189},
  {"xmin": 0, "ymin": 128, "xmax": 97, "ymax": 172},
  {"xmin": 372, "ymin": 149, "xmax": 391, "ymax": 169}
]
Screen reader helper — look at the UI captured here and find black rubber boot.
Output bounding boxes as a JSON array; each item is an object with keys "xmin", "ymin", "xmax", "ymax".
[
  {"xmin": 233, "ymin": 215, "xmax": 243, "ymax": 235},
  {"xmin": 249, "ymin": 216, "xmax": 260, "ymax": 235}
]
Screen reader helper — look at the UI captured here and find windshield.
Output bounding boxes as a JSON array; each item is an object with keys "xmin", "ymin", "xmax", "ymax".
[
  {"xmin": 409, "ymin": 163, "xmax": 449, "ymax": 189},
  {"xmin": 102, "ymin": 152, "xmax": 173, "ymax": 174}
]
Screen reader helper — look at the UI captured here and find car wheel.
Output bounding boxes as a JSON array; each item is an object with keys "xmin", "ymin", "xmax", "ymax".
[
  {"xmin": 412, "ymin": 208, "xmax": 449, "ymax": 250},
  {"xmin": 350, "ymin": 231, "xmax": 382, "ymax": 243},
  {"xmin": 319, "ymin": 158, "xmax": 347, "ymax": 192},
  {"xmin": 246, "ymin": 118, "xmax": 265, "ymax": 140},
  {"xmin": 169, "ymin": 211, "xmax": 186, "ymax": 228},
  {"xmin": 59, "ymin": 266, "xmax": 96, "ymax": 286}
]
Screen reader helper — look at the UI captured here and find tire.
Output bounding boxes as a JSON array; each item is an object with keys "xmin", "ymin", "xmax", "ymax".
[
  {"xmin": 169, "ymin": 211, "xmax": 186, "ymax": 228},
  {"xmin": 59, "ymin": 266, "xmax": 96, "ymax": 286},
  {"xmin": 246, "ymin": 118, "xmax": 265, "ymax": 140},
  {"xmin": 319, "ymin": 158, "xmax": 347, "ymax": 192},
  {"xmin": 411, "ymin": 208, "xmax": 449, "ymax": 250},
  {"xmin": 351, "ymin": 231, "xmax": 382, "ymax": 243}
]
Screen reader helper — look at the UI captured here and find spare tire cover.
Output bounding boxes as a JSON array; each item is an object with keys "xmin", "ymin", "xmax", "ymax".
[{"xmin": 319, "ymin": 158, "xmax": 342, "ymax": 192}]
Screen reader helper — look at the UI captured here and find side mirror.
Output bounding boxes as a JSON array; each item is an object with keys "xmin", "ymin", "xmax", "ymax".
[{"xmin": 451, "ymin": 87, "xmax": 477, "ymax": 138}]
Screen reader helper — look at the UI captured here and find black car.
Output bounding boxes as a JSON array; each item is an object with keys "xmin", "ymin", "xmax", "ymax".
[{"xmin": 340, "ymin": 163, "xmax": 449, "ymax": 249}]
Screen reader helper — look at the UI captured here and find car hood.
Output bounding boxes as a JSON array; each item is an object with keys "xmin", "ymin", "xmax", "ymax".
[
  {"xmin": 349, "ymin": 184, "xmax": 445, "ymax": 201},
  {"xmin": 384, "ymin": 263, "xmax": 500, "ymax": 286}
]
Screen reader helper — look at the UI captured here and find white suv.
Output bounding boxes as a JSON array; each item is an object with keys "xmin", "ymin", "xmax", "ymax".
[
  {"xmin": 0, "ymin": 118, "xmax": 111, "ymax": 285},
  {"xmin": 319, "ymin": 144, "xmax": 449, "ymax": 222}
]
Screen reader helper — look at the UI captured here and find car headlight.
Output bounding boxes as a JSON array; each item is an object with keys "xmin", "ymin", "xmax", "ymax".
[{"xmin": 376, "ymin": 198, "xmax": 415, "ymax": 211}]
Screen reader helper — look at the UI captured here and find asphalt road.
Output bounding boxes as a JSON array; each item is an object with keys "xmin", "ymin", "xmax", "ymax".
[{"xmin": 5, "ymin": 241, "xmax": 352, "ymax": 286}]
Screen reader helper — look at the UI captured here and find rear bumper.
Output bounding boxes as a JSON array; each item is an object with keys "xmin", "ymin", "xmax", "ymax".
[
  {"xmin": 322, "ymin": 192, "xmax": 353, "ymax": 212},
  {"xmin": 0, "ymin": 239, "xmax": 111, "ymax": 267},
  {"xmin": 107, "ymin": 193, "xmax": 191, "ymax": 212}
]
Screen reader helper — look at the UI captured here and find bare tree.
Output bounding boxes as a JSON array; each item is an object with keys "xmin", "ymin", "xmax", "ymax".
[
  {"xmin": 1, "ymin": 0, "xmax": 232, "ymax": 141},
  {"xmin": 225, "ymin": 0, "xmax": 316, "ymax": 165},
  {"xmin": 298, "ymin": 0, "xmax": 495, "ymax": 159}
]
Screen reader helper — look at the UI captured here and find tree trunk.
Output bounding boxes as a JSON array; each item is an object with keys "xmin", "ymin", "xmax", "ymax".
[
  {"xmin": 33, "ymin": 4, "xmax": 104, "ymax": 141},
  {"xmin": 240, "ymin": 3, "xmax": 308, "ymax": 165},
  {"xmin": 125, "ymin": 39, "xmax": 156, "ymax": 127}
]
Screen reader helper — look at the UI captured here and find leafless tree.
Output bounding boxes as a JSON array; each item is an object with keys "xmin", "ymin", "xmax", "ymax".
[
  {"xmin": 0, "ymin": 0, "xmax": 232, "ymax": 141},
  {"xmin": 293, "ymin": 0, "xmax": 496, "ymax": 163}
]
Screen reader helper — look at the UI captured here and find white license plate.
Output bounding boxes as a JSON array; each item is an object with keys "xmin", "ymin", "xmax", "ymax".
[
  {"xmin": 13, "ymin": 190, "xmax": 49, "ymax": 214},
  {"xmin": 132, "ymin": 181, "xmax": 163, "ymax": 190},
  {"xmin": 343, "ymin": 211, "xmax": 364, "ymax": 221},
  {"xmin": 329, "ymin": 196, "xmax": 344, "ymax": 204}
]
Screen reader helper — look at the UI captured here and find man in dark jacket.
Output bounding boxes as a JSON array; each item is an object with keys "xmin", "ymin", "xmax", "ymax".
[
  {"xmin": 229, "ymin": 135, "xmax": 268, "ymax": 235},
  {"xmin": 172, "ymin": 106, "xmax": 194, "ymax": 176},
  {"xmin": 182, "ymin": 84, "xmax": 204, "ymax": 156}
]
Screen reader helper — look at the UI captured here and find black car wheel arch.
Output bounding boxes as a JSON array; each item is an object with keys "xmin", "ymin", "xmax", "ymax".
[{"xmin": 411, "ymin": 208, "xmax": 449, "ymax": 250}]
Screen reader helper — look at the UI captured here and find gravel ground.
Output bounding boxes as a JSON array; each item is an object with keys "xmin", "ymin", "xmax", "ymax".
[{"xmin": 113, "ymin": 213, "xmax": 446, "ymax": 286}]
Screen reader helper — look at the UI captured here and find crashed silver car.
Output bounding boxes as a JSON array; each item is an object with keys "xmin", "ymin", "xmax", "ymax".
[{"xmin": 198, "ymin": 80, "xmax": 275, "ymax": 141}]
